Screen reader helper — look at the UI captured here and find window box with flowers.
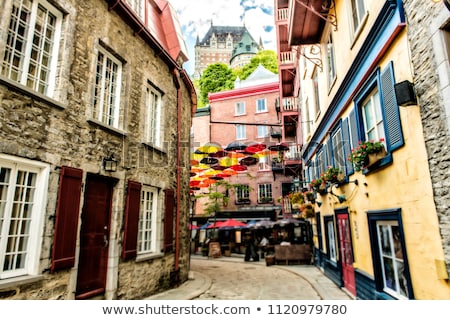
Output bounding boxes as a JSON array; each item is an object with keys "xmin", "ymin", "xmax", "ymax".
[
  {"xmin": 324, "ymin": 166, "xmax": 345, "ymax": 185},
  {"xmin": 310, "ymin": 176, "xmax": 327, "ymax": 195},
  {"xmin": 289, "ymin": 191, "xmax": 304, "ymax": 209},
  {"xmin": 348, "ymin": 139, "xmax": 387, "ymax": 172}
]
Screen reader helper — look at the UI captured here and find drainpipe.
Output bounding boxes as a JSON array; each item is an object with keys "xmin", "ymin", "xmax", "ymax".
[{"xmin": 172, "ymin": 68, "xmax": 182, "ymax": 282}]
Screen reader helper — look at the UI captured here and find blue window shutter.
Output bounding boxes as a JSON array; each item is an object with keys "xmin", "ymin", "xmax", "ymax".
[
  {"xmin": 342, "ymin": 118, "xmax": 354, "ymax": 175},
  {"xmin": 380, "ymin": 62, "xmax": 404, "ymax": 151},
  {"xmin": 326, "ymin": 137, "xmax": 333, "ymax": 168},
  {"xmin": 349, "ymin": 109, "xmax": 359, "ymax": 150}
]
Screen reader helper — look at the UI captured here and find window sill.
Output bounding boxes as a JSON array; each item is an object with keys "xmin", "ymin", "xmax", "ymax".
[
  {"xmin": 0, "ymin": 75, "xmax": 67, "ymax": 110},
  {"xmin": 135, "ymin": 252, "xmax": 164, "ymax": 262},
  {"xmin": 142, "ymin": 142, "xmax": 167, "ymax": 154},
  {"xmin": 87, "ymin": 119, "xmax": 127, "ymax": 137},
  {"xmin": 0, "ymin": 275, "xmax": 44, "ymax": 290}
]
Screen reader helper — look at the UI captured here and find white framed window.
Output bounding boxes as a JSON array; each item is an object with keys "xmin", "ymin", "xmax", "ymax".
[
  {"xmin": 326, "ymin": 32, "xmax": 337, "ymax": 88},
  {"xmin": 258, "ymin": 184, "xmax": 272, "ymax": 202},
  {"xmin": 376, "ymin": 221, "xmax": 408, "ymax": 299},
  {"xmin": 1, "ymin": 0, "xmax": 62, "ymax": 97},
  {"xmin": 125, "ymin": 0, "xmax": 144, "ymax": 20},
  {"xmin": 236, "ymin": 124, "xmax": 246, "ymax": 140},
  {"xmin": 145, "ymin": 83, "xmax": 163, "ymax": 148},
  {"xmin": 258, "ymin": 156, "xmax": 270, "ymax": 171},
  {"xmin": 327, "ymin": 219, "xmax": 337, "ymax": 262},
  {"xmin": 362, "ymin": 88, "xmax": 386, "ymax": 143},
  {"xmin": 313, "ymin": 68, "xmax": 320, "ymax": 117},
  {"xmin": 92, "ymin": 48, "xmax": 122, "ymax": 128},
  {"xmin": 257, "ymin": 125, "xmax": 269, "ymax": 138},
  {"xmin": 0, "ymin": 155, "xmax": 49, "ymax": 280},
  {"xmin": 138, "ymin": 186, "xmax": 160, "ymax": 255},
  {"xmin": 350, "ymin": 0, "xmax": 366, "ymax": 33},
  {"xmin": 256, "ymin": 98, "xmax": 267, "ymax": 113},
  {"xmin": 235, "ymin": 102, "xmax": 246, "ymax": 115},
  {"xmin": 235, "ymin": 185, "xmax": 250, "ymax": 202}
]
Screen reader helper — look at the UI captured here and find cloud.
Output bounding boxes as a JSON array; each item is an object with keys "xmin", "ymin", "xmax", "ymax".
[{"xmin": 169, "ymin": 0, "xmax": 276, "ymax": 74}]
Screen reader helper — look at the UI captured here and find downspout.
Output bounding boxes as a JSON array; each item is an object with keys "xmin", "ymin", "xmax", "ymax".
[{"xmin": 173, "ymin": 68, "xmax": 182, "ymax": 281}]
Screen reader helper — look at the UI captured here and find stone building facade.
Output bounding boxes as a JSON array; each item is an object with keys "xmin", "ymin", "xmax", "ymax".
[
  {"xmin": 402, "ymin": 0, "xmax": 450, "ymax": 275},
  {"xmin": 0, "ymin": 0, "xmax": 196, "ymax": 299}
]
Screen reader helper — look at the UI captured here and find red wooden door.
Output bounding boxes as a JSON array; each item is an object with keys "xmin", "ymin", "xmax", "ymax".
[
  {"xmin": 337, "ymin": 213, "xmax": 356, "ymax": 296},
  {"xmin": 76, "ymin": 175, "xmax": 114, "ymax": 299}
]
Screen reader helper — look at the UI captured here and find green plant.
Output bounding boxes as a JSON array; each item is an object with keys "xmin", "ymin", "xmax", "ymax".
[
  {"xmin": 310, "ymin": 176, "xmax": 326, "ymax": 191},
  {"xmin": 289, "ymin": 191, "xmax": 304, "ymax": 204},
  {"xmin": 348, "ymin": 138, "xmax": 385, "ymax": 171},
  {"xmin": 324, "ymin": 166, "xmax": 344, "ymax": 183}
]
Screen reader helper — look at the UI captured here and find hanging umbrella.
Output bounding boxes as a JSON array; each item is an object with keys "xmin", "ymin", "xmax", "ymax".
[
  {"xmin": 239, "ymin": 156, "xmax": 258, "ymax": 166},
  {"xmin": 227, "ymin": 152, "xmax": 246, "ymax": 159},
  {"xmin": 196, "ymin": 142, "xmax": 223, "ymax": 154},
  {"xmin": 230, "ymin": 164, "xmax": 248, "ymax": 172},
  {"xmin": 223, "ymin": 168, "xmax": 237, "ymax": 176},
  {"xmin": 268, "ymin": 142, "xmax": 290, "ymax": 151},
  {"xmin": 200, "ymin": 157, "xmax": 219, "ymax": 165},
  {"xmin": 209, "ymin": 150, "xmax": 228, "ymax": 158},
  {"xmin": 245, "ymin": 143, "xmax": 266, "ymax": 154},
  {"xmin": 219, "ymin": 156, "xmax": 239, "ymax": 167},
  {"xmin": 225, "ymin": 141, "xmax": 247, "ymax": 151}
]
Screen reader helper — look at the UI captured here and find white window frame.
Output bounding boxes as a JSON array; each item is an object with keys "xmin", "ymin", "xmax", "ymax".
[
  {"xmin": 92, "ymin": 48, "xmax": 122, "ymax": 129},
  {"xmin": 327, "ymin": 219, "xmax": 337, "ymax": 262},
  {"xmin": 361, "ymin": 88, "xmax": 386, "ymax": 143},
  {"xmin": 235, "ymin": 102, "xmax": 246, "ymax": 115},
  {"xmin": 256, "ymin": 98, "xmax": 267, "ymax": 113},
  {"xmin": 0, "ymin": 154, "xmax": 49, "ymax": 280},
  {"xmin": 257, "ymin": 125, "xmax": 269, "ymax": 138},
  {"xmin": 236, "ymin": 124, "xmax": 246, "ymax": 140},
  {"xmin": 350, "ymin": 0, "xmax": 367, "ymax": 34},
  {"xmin": 376, "ymin": 220, "xmax": 408, "ymax": 299},
  {"xmin": 138, "ymin": 186, "xmax": 161, "ymax": 256},
  {"xmin": 1, "ymin": 0, "xmax": 62, "ymax": 97},
  {"xmin": 145, "ymin": 82, "xmax": 163, "ymax": 148},
  {"xmin": 125, "ymin": 0, "xmax": 145, "ymax": 20},
  {"xmin": 235, "ymin": 185, "xmax": 250, "ymax": 201},
  {"xmin": 326, "ymin": 32, "xmax": 337, "ymax": 89},
  {"xmin": 258, "ymin": 184, "xmax": 272, "ymax": 202},
  {"xmin": 258, "ymin": 156, "xmax": 270, "ymax": 171}
]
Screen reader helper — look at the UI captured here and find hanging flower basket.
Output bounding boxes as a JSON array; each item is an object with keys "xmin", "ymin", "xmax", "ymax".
[
  {"xmin": 324, "ymin": 166, "xmax": 345, "ymax": 184},
  {"xmin": 348, "ymin": 139, "xmax": 386, "ymax": 171}
]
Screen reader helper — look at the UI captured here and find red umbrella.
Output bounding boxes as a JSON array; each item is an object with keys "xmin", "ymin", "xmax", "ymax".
[
  {"xmin": 230, "ymin": 164, "xmax": 248, "ymax": 171},
  {"xmin": 217, "ymin": 218, "xmax": 247, "ymax": 229}
]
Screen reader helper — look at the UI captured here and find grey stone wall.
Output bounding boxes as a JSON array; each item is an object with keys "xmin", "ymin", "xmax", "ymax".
[
  {"xmin": 0, "ymin": 0, "xmax": 192, "ymax": 299},
  {"xmin": 402, "ymin": 0, "xmax": 450, "ymax": 273}
]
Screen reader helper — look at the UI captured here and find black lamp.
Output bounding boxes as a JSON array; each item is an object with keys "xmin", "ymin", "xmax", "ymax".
[{"xmin": 103, "ymin": 154, "xmax": 118, "ymax": 172}]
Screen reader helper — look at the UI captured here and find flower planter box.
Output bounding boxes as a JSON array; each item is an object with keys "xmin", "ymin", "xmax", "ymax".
[{"xmin": 367, "ymin": 147, "xmax": 387, "ymax": 167}]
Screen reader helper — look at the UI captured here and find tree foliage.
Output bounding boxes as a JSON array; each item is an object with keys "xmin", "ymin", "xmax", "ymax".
[
  {"xmin": 199, "ymin": 63, "xmax": 235, "ymax": 106},
  {"xmin": 233, "ymin": 50, "xmax": 278, "ymax": 80}
]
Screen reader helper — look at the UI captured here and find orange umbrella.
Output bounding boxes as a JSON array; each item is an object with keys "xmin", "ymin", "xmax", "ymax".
[{"xmin": 223, "ymin": 168, "xmax": 237, "ymax": 176}]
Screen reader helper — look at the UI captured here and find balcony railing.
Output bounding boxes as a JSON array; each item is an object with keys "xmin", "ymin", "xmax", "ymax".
[
  {"xmin": 281, "ymin": 97, "xmax": 297, "ymax": 112},
  {"xmin": 277, "ymin": 8, "xmax": 289, "ymax": 22},
  {"xmin": 279, "ymin": 50, "xmax": 295, "ymax": 65}
]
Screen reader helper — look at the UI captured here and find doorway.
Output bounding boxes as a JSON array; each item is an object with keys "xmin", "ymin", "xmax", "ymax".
[
  {"xmin": 76, "ymin": 174, "xmax": 115, "ymax": 299},
  {"xmin": 336, "ymin": 211, "xmax": 356, "ymax": 296}
]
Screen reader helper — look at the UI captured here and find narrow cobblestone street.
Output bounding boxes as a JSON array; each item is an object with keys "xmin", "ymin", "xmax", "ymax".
[{"xmin": 189, "ymin": 255, "xmax": 352, "ymax": 300}]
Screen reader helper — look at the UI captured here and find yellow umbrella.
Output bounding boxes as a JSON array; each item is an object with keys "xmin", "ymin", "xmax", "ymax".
[
  {"xmin": 191, "ymin": 152, "xmax": 207, "ymax": 161},
  {"xmin": 219, "ymin": 156, "xmax": 239, "ymax": 167},
  {"xmin": 196, "ymin": 142, "xmax": 223, "ymax": 154},
  {"xmin": 199, "ymin": 169, "xmax": 223, "ymax": 178}
]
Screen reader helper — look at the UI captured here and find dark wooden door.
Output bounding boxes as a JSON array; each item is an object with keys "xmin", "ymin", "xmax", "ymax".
[
  {"xmin": 337, "ymin": 213, "xmax": 356, "ymax": 296},
  {"xmin": 76, "ymin": 174, "xmax": 114, "ymax": 299}
]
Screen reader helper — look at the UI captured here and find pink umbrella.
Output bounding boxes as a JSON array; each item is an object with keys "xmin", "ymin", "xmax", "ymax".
[{"xmin": 217, "ymin": 218, "xmax": 247, "ymax": 229}]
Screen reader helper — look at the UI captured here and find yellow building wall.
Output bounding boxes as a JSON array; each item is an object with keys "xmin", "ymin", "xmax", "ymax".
[{"xmin": 305, "ymin": 3, "xmax": 450, "ymax": 299}]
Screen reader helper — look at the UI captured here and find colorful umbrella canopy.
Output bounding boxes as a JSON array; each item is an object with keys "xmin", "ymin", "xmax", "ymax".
[
  {"xmin": 200, "ymin": 157, "xmax": 219, "ymax": 165},
  {"xmin": 240, "ymin": 156, "xmax": 258, "ymax": 166},
  {"xmin": 217, "ymin": 218, "xmax": 247, "ymax": 229},
  {"xmin": 230, "ymin": 164, "xmax": 248, "ymax": 172}
]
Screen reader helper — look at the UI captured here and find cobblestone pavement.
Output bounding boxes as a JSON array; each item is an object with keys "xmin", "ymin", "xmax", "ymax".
[{"xmin": 190, "ymin": 255, "xmax": 352, "ymax": 300}]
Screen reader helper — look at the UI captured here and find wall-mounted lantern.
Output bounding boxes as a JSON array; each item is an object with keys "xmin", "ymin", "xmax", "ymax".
[{"xmin": 103, "ymin": 154, "xmax": 118, "ymax": 172}]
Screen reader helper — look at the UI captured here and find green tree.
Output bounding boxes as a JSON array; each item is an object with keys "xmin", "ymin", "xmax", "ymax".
[
  {"xmin": 199, "ymin": 63, "xmax": 235, "ymax": 106},
  {"xmin": 234, "ymin": 50, "xmax": 278, "ymax": 80}
]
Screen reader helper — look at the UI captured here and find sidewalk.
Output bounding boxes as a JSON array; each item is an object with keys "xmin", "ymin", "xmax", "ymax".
[{"xmin": 146, "ymin": 254, "xmax": 353, "ymax": 300}]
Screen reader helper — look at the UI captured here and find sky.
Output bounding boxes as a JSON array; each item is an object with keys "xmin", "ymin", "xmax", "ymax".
[{"xmin": 168, "ymin": 0, "xmax": 277, "ymax": 75}]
